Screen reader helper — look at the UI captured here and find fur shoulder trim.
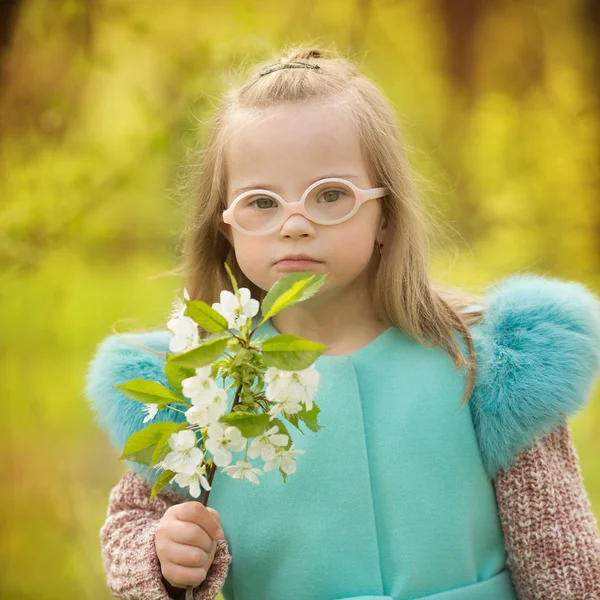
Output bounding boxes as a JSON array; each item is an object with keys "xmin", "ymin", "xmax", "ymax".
[
  {"xmin": 84, "ymin": 330, "xmax": 189, "ymax": 496},
  {"xmin": 469, "ymin": 273, "xmax": 600, "ymax": 478}
]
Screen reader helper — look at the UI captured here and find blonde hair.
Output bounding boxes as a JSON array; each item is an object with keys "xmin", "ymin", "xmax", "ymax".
[{"xmin": 177, "ymin": 45, "xmax": 486, "ymax": 407}]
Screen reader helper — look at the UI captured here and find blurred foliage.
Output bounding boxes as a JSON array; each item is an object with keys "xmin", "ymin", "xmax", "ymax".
[{"xmin": 1, "ymin": 0, "xmax": 599, "ymax": 597}]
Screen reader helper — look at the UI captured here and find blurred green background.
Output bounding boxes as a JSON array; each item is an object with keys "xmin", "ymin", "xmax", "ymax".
[{"xmin": 2, "ymin": 0, "xmax": 599, "ymax": 597}]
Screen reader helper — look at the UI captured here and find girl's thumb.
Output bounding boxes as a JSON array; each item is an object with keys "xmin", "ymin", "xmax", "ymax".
[{"xmin": 207, "ymin": 507, "xmax": 221, "ymax": 522}]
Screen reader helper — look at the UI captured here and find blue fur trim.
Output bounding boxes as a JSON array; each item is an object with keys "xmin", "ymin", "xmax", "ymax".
[
  {"xmin": 470, "ymin": 273, "xmax": 600, "ymax": 478},
  {"xmin": 84, "ymin": 274, "xmax": 600, "ymax": 488},
  {"xmin": 84, "ymin": 329, "xmax": 191, "ymax": 497}
]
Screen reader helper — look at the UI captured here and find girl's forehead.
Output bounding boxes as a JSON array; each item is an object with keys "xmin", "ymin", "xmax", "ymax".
[
  {"xmin": 234, "ymin": 100, "xmax": 361, "ymax": 145},
  {"xmin": 225, "ymin": 102, "xmax": 368, "ymax": 184}
]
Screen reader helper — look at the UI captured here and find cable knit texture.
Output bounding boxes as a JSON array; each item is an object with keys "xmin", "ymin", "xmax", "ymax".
[
  {"xmin": 100, "ymin": 469, "xmax": 232, "ymax": 600},
  {"xmin": 494, "ymin": 419, "xmax": 600, "ymax": 599}
]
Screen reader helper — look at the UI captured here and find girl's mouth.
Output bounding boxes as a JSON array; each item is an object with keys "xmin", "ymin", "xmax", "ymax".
[{"xmin": 275, "ymin": 259, "xmax": 323, "ymax": 270}]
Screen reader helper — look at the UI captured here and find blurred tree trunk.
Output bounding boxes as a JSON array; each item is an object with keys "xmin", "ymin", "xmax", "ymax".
[
  {"xmin": 431, "ymin": 0, "xmax": 496, "ymax": 243},
  {"xmin": 0, "ymin": 0, "xmax": 98, "ymax": 144},
  {"xmin": 0, "ymin": 0, "xmax": 24, "ymax": 90},
  {"xmin": 434, "ymin": 0, "xmax": 494, "ymax": 103},
  {"xmin": 582, "ymin": 0, "xmax": 600, "ymax": 269}
]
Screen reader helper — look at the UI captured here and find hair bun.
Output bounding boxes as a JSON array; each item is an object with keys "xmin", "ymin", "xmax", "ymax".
[{"xmin": 282, "ymin": 47, "xmax": 325, "ymax": 62}]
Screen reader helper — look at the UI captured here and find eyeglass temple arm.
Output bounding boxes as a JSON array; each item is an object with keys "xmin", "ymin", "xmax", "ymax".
[{"xmin": 365, "ymin": 186, "xmax": 389, "ymax": 200}]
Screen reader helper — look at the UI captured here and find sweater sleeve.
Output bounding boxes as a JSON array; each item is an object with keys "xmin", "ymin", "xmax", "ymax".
[
  {"xmin": 99, "ymin": 469, "xmax": 232, "ymax": 600},
  {"xmin": 492, "ymin": 419, "xmax": 600, "ymax": 599}
]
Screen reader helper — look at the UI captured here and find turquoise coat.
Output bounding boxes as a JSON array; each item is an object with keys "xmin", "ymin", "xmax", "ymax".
[{"xmin": 85, "ymin": 273, "xmax": 600, "ymax": 600}]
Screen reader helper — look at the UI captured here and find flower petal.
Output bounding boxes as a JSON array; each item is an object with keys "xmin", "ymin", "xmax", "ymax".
[
  {"xmin": 244, "ymin": 298, "xmax": 260, "ymax": 317},
  {"xmin": 213, "ymin": 447, "xmax": 233, "ymax": 467}
]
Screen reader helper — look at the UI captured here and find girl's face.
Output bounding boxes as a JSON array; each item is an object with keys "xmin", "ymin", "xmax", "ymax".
[{"xmin": 220, "ymin": 100, "xmax": 387, "ymax": 302}]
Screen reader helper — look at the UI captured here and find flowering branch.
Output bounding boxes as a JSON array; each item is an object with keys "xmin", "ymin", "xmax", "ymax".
[{"xmin": 113, "ymin": 263, "xmax": 328, "ymax": 504}]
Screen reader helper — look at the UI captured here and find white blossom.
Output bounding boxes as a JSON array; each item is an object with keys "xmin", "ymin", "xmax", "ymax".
[
  {"xmin": 212, "ymin": 288, "xmax": 259, "ymax": 331},
  {"xmin": 160, "ymin": 430, "xmax": 204, "ymax": 475},
  {"xmin": 205, "ymin": 423, "xmax": 247, "ymax": 467},
  {"xmin": 181, "ymin": 365, "xmax": 220, "ymax": 405},
  {"xmin": 166, "ymin": 315, "xmax": 199, "ymax": 354},
  {"xmin": 142, "ymin": 403, "xmax": 159, "ymax": 423},
  {"xmin": 222, "ymin": 460, "xmax": 264, "ymax": 484},
  {"xmin": 172, "ymin": 461, "xmax": 211, "ymax": 498},
  {"xmin": 167, "ymin": 289, "xmax": 199, "ymax": 353},
  {"xmin": 181, "ymin": 365, "xmax": 229, "ymax": 427},
  {"xmin": 263, "ymin": 444, "xmax": 305, "ymax": 475},
  {"xmin": 169, "ymin": 288, "xmax": 190, "ymax": 320},
  {"xmin": 247, "ymin": 426, "xmax": 289, "ymax": 461},
  {"xmin": 265, "ymin": 364, "xmax": 319, "ymax": 416},
  {"xmin": 267, "ymin": 395, "xmax": 303, "ymax": 419},
  {"xmin": 185, "ymin": 388, "xmax": 228, "ymax": 428}
]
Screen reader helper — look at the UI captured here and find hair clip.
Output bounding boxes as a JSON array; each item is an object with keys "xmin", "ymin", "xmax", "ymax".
[{"xmin": 258, "ymin": 61, "xmax": 321, "ymax": 77}]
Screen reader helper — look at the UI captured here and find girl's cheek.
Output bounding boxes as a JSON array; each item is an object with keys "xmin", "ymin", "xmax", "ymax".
[
  {"xmin": 329, "ymin": 231, "xmax": 375, "ymax": 271},
  {"xmin": 233, "ymin": 241, "xmax": 274, "ymax": 288}
]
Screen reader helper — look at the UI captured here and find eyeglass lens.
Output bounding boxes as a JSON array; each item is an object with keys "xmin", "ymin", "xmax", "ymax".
[{"xmin": 233, "ymin": 180, "xmax": 357, "ymax": 233}]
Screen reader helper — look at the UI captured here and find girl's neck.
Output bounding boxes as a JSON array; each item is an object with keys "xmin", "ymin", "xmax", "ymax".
[{"xmin": 268, "ymin": 281, "xmax": 390, "ymax": 356}]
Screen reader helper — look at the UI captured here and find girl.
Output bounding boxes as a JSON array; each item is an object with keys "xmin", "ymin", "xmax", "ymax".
[{"xmin": 85, "ymin": 46, "xmax": 600, "ymax": 600}]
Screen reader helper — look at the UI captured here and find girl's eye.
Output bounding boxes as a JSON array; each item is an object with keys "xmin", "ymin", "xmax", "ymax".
[
  {"xmin": 249, "ymin": 196, "xmax": 277, "ymax": 209},
  {"xmin": 319, "ymin": 190, "xmax": 342, "ymax": 203}
]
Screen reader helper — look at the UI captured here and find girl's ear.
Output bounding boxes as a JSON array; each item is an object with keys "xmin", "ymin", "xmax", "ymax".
[
  {"xmin": 377, "ymin": 212, "xmax": 389, "ymax": 245},
  {"xmin": 218, "ymin": 222, "xmax": 234, "ymax": 246}
]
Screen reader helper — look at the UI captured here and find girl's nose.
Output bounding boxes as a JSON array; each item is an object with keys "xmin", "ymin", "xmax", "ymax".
[{"xmin": 279, "ymin": 212, "xmax": 315, "ymax": 237}]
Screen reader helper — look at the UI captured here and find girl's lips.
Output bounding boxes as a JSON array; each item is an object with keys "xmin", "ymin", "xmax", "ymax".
[{"xmin": 275, "ymin": 259, "xmax": 323, "ymax": 270}]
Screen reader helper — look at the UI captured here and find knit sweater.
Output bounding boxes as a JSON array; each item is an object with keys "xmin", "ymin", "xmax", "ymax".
[
  {"xmin": 100, "ymin": 420, "xmax": 600, "ymax": 599},
  {"xmin": 100, "ymin": 468, "xmax": 231, "ymax": 600},
  {"xmin": 86, "ymin": 273, "xmax": 600, "ymax": 599},
  {"xmin": 493, "ymin": 420, "xmax": 600, "ymax": 598}
]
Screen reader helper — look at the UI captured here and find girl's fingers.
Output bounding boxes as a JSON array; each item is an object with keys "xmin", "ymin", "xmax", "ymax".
[
  {"xmin": 171, "ymin": 502, "xmax": 224, "ymax": 542},
  {"xmin": 167, "ymin": 541, "xmax": 210, "ymax": 569},
  {"xmin": 161, "ymin": 562, "xmax": 209, "ymax": 588},
  {"xmin": 206, "ymin": 507, "xmax": 221, "ymax": 523},
  {"xmin": 169, "ymin": 519, "xmax": 213, "ymax": 553}
]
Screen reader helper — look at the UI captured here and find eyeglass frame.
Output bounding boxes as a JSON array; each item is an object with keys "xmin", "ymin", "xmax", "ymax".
[{"xmin": 221, "ymin": 177, "xmax": 389, "ymax": 236}]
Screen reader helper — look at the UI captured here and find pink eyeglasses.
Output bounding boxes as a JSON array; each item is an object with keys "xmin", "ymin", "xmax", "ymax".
[{"xmin": 222, "ymin": 177, "xmax": 389, "ymax": 236}]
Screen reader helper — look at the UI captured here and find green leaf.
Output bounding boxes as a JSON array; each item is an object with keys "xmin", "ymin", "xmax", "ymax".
[
  {"xmin": 280, "ymin": 467, "xmax": 288, "ymax": 484},
  {"xmin": 151, "ymin": 428, "xmax": 180, "ymax": 465},
  {"xmin": 185, "ymin": 301, "xmax": 229, "ymax": 333},
  {"xmin": 298, "ymin": 402, "xmax": 323, "ymax": 433},
  {"xmin": 284, "ymin": 412, "xmax": 304, "ymax": 434},
  {"xmin": 119, "ymin": 421, "xmax": 186, "ymax": 465},
  {"xmin": 168, "ymin": 335, "xmax": 229, "ymax": 368},
  {"xmin": 224, "ymin": 262, "xmax": 239, "ymax": 296},
  {"xmin": 114, "ymin": 379, "xmax": 183, "ymax": 405},
  {"xmin": 164, "ymin": 362, "xmax": 195, "ymax": 395},
  {"xmin": 261, "ymin": 334, "xmax": 327, "ymax": 370},
  {"xmin": 261, "ymin": 272, "xmax": 326, "ymax": 321},
  {"xmin": 219, "ymin": 412, "xmax": 270, "ymax": 438},
  {"xmin": 123, "ymin": 445, "xmax": 156, "ymax": 466},
  {"xmin": 150, "ymin": 469, "xmax": 176, "ymax": 500}
]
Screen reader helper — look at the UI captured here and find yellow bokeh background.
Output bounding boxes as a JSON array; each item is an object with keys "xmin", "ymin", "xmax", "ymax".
[{"xmin": 2, "ymin": 1, "xmax": 599, "ymax": 597}]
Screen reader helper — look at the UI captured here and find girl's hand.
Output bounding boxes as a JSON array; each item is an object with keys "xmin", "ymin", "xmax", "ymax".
[{"xmin": 155, "ymin": 502, "xmax": 225, "ymax": 589}]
